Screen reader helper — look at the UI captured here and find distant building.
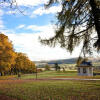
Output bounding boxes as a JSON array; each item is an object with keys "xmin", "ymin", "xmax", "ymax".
[{"xmin": 77, "ymin": 61, "xmax": 93, "ymax": 76}]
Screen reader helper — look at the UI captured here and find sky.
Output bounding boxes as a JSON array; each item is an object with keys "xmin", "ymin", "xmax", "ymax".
[{"xmin": 0, "ymin": 0, "xmax": 96, "ymax": 61}]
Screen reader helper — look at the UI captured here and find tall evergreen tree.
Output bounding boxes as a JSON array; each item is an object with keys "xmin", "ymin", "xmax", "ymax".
[{"xmin": 40, "ymin": 0, "xmax": 100, "ymax": 56}]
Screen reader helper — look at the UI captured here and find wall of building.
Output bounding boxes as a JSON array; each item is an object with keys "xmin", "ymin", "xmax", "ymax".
[{"xmin": 78, "ymin": 67, "xmax": 93, "ymax": 76}]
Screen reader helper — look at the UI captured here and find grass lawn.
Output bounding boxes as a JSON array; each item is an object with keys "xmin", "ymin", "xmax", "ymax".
[
  {"xmin": 0, "ymin": 80, "xmax": 100, "ymax": 100},
  {"xmin": 0, "ymin": 71, "xmax": 100, "ymax": 80},
  {"xmin": 0, "ymin": 70, "xmax": 100, "ymax": 80},
  {"xmin": 0, "ymin": 71, "xmax": 100, "ymax": 100},
  {"xmin": 20, "ymin": 71, "xmax": 100, "ymax": 79},
  {"xmin": 20, "ymin": 71, "xmax": 77, "ymax": 79},
  {"xmin": 0, "ymin": 71, "xmax": 77, "ymax": 80}
]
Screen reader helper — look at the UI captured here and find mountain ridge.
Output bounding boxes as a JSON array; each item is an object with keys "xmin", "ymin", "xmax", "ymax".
[{"xmin": 34, "ymin": 57, "xmax": 100, "ymax": 65}]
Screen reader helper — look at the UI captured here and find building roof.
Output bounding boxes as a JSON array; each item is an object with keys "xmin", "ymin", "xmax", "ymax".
[{"xmin": 77, "ymin": 61, "xmax": 93, "ymax": 67}]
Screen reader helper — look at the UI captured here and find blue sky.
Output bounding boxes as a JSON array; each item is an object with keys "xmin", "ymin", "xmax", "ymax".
[{"xmin": 0, "ymin": 0, "xmax": 97, "ymax": 61}]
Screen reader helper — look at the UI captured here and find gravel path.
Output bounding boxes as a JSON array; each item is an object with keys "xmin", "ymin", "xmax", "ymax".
[{"xmin": 51, "ymin": 78, "xmax": 100, "ymax": 81}]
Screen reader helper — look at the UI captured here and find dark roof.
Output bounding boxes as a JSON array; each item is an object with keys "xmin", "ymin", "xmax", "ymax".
[
  {"xmin": 81, "ymin": 61, "xmax": 92, "ymax": 66},
  {"xmin": 77, "ymin": 61, "xmax": 93, "ymax": 67}
]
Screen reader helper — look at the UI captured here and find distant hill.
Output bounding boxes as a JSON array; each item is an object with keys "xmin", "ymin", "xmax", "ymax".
[
  {"xmin": 34, "ymin": 58, "xmax": 77, "ymax": 65},
  {"xmin": 34, "ymin": 57, "xmax": 100, "ymax": 65},
  {"xmin": 47, "ymin": 58, "xmax": 77, "ymax": 64}
]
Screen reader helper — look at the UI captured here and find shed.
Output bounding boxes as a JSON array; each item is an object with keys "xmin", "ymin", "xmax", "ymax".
[{"xmin": 77, "ymin": 61, "xmax": 93, "ymax": 76}]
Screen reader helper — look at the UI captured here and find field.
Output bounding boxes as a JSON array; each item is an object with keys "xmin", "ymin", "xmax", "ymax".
[
  {"xmin": 20, "ymin": 70, "xmax": 100, "ymax": 79},
  {"xmin": 21, "ymin": 71, "xmax": 77, "ymax": 79},
  {"xmin": 0, "ymin": 71, "xmax": 100, "ymax": 100}
]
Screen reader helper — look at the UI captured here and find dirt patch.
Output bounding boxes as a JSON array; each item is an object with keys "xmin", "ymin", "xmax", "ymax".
[{"xmin": 0, "ymin": 95, "xmax": 18, "ymax": 100}]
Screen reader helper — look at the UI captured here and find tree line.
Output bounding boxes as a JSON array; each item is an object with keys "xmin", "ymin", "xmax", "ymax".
[{"xmin": 0, "ymin": 33, "xmax": 36, "ymax": 76}]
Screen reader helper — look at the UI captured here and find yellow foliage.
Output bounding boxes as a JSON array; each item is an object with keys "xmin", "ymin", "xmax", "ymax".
[
  {"xmin": 0, "ymin": 33, "xmax": 16, "ymax": 73},
  {"xmin": 15, "ymin": 52, "xmax": 35, "ymax": 72}
]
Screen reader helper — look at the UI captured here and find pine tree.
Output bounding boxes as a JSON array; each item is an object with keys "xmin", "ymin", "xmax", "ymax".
[{"xmin": 41, "ymin": 0, "xmax": 100, "ymax": 56}]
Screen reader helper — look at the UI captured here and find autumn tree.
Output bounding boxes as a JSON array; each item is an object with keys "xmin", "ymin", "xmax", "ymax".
[
  {"xmin": 0, "ymin": 33, "xmax": 16, "ymax": 76},
  {"xmin": 40, "ymin": 0, "xmax": 100, "ymax": 57},
  {"xmin": 14, "ymin": 52, "xmax": 35, "ymax": 74}
]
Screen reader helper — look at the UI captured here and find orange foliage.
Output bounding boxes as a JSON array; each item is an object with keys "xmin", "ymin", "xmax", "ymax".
[{"xmin": 0, "ymin": 33, "xmax": 16, "ymax": 75}]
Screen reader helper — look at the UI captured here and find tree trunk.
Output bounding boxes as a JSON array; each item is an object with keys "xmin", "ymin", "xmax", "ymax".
[
  {"xmin": 1, "ymin": 71, "xmax": 4, "ymax": 76},
  {"xmin": 89, "ymin": 0, "xmax": 100, "ymax": 49}
]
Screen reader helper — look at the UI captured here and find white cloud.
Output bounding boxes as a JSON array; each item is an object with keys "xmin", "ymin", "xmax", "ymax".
[
  {"xmin": 26, "ymin": 24, "xmax": 56, "ymax": 39},
  {"xmin": 30, "ymin": 6, "xmax": 62, "ymax": 18},
  {"xmin": 4, "ymin": 0, "xmax": 49, "ymax": 16},
  {"xmin": 17, "ymin": 24, "xmax": 25, "ymax": 29},
  {"xmin": 16, "ymin": 0, "xmax": 48, "ymax": 7},
  {"xmin": 7, "ymin": 32, "xmax": 81, "ymax": 61},
  {"xmin": 6, "ymin": 10, "xmax": 19, "ymax": 15},
  {"xmin": 4, "ymin": 0, "xmax": 61, "ymax": 17},
  {"xmin": 6, "ymin": 24, "xmax": 81, "ymax": 61},
  {"xmin": 27, "ymin": 24, "xmax": 54, "ymax": 32}
]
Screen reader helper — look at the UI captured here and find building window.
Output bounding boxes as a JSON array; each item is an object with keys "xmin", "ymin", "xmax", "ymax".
[
  {"xmin": 78, "ymin": 68, "xmax": 80, "ymax": 73},
  {"xmin": 83, "ymin": 68, "xmax": 86, "ymax": 73}
]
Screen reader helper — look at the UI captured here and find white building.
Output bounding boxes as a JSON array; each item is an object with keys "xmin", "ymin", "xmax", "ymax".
[{"xmin": 77, "ymin": 61, "xmax": 93, "ymax": 76}]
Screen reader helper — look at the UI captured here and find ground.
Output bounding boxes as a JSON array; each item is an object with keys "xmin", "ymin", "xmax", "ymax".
[
  {"xmin": 0, "ymin": 71, "xmax": 100, "ymax": 100},
  {"xmin": 0, "ymin": 95, "xmax": 18, "ymax": 100}
]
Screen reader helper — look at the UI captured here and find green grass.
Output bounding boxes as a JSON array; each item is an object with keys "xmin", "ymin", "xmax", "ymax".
[
  {"xmin": 0, "ymin": 71, "xmax": 100, "ymax": 100},
  {"xmin": 0, "ymin": 71, "xmax": 76, "ymax": 80},
  {"xmin": 0, "ymin": 80, "xmax": 100, "ymax": 100},
  {"xmin": 0, "ymin": 70, "xmax": 100, "ymax": 80},
  {"xmin": 20, "ymin": 70, "xmax": 100, "ymax": 79},
  {"xmin": 20, "ymin": 71, "xmax": 77, "ymax": 79}
]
